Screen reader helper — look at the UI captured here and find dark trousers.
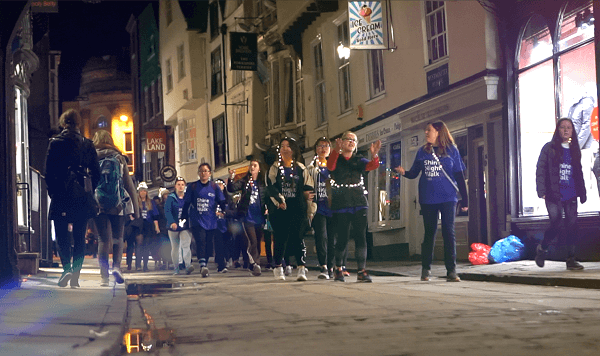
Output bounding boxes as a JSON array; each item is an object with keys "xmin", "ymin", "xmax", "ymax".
[
  {"xmin": 191, "ymin": 226, "xmax": 226, "ymax": 270},
  {"xmin": 312, "ymin": 213, "xmax": 335, "ymax": 268},
  {"xmin": 542, "ymin": 198, "xmax": 578, "ymax": 257},
  {"xmin": 136, "ymin": 221, "xmax": 155, "ymax": 269},
  {"xmin": 262, "ymin": 229, "xmax": 274, "ymax": 265},
  {"xmin": 54, "ymin": 219, "xmax": 87, "ymax": 272},
  {"xmin": 421, "ymin": 201, "xmax": 457, "ymax": 273},
  {"xmin": 270, "ymin": 204, "xmax": 307, "ymax": 267},
  {"xmin": 94, "ymin": 214, "xmax": 125, "ymax": 279},
  {"xmin": 333, "ymin": 209, "xmax": 368, "ymax": 271},
  {"xmin": 243, "ymin": 221, "xmax": 263, "ymax": 265}
]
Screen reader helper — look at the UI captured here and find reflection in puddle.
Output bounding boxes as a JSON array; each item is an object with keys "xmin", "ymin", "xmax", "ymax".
[{"xmin": 122, "ymin": 305, "xmax": 175, "ymax": 353}]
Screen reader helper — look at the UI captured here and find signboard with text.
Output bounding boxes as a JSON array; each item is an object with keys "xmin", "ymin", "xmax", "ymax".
[
  {"xmin": 230, "ymin": 32, "xmax": 257, "ymax": 71},
  {"xmin": 426, "ymin": 63, "xmax": 449, "ymax": 94},
  {"xmin": 31, "ymin": 1, "xmax": 58, "ymax": 13},
  {"xmin": 348, "ymin": 1, "xmax": 386, "ymax": 49},
  {"xmin": 146, "ymin": 131, "xmax": 167, "ymax": 152}
]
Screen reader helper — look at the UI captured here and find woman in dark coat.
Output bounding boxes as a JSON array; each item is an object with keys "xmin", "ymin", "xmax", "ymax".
[
  {"xmin": 535, "ymin": 118, "xmax": 586, "ymax": 270},
  {"xmin": 45, "ymin": 109, "xmax": 101, "ymax": 287},
  {"xmin": 227, "ymin": 158, "xmax": 267, "ymax": 276}
]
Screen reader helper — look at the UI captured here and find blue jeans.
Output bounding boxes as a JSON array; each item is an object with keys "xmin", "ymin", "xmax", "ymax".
[
  {"xmin": 421, "ymin": 201, "xmax": 457, "ymax": 273},
  {"xmin": 543, "ymin": 198, "xmax": 578, "ymax": 258}
]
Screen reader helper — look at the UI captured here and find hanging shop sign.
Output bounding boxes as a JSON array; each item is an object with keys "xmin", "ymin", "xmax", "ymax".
[
  {"xmin": 31, "ymin": 1, "xmax": 58, "ymax": 13},
  {"xmin": 146, "ymin": 130, "xmax": 167, "ymax": 152},
  {"xmin": 348, "ymin": 1, "xmax": 386, "ymax": 49},
  {"xmin": 160, "ymin": 165, "xmax": 177, "ymax": 183},
  {"xmin": 230, "ymin": 32, "xmax": 258, "ymax": 71}
]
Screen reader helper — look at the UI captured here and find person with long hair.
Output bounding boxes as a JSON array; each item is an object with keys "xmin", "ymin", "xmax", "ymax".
[
  {"xmin": 266, "ymin": 137, "xmax": 314, "ymax": 281},
  {"xmin": 92, "ymin": 130, "xmax": 139, "ymax": 286},
  {"xmin": 136, "ymin": 182, "xmax": 160, "ymax": 272},
  {"xmin": 228, "ymin": 159, "xmax": 266, "ymax": 276},
  {"xmin": 165, "ymin": 177, "xmax": 195, "ymax": 275},
  {"xmin": 328, "ymin": 131, "xmax": 380, "ymax": 282},
  {"xmin": 395, "ymin": 121, "xmax": 468, "ymax": 282},
  {"xmin": 307, "ymin": 137, "xmax": 336, "ymax": 279},
  {"xmin": 181, "ymin": 163, "xmax": 228, "ymax": 276},
  {"xmin": 535, "ymin": 118, "xmax": 586, "ymax": 270},
  {"xmin": 45, "ymin": 109, "xmax": 101, "ymax": 287}
]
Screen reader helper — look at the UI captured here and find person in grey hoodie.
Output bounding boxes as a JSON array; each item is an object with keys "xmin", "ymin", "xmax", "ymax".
[{"xmin": 92, "ymin": 130, "xmax": 140, "ymax": 286}]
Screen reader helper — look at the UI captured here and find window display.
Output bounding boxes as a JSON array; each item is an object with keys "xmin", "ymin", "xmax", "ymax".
[
  {"xmin": 518, "ymin": 2, "xmax": 597, "ymax": 216},
  {"xmin": 371, "ymin": 139, "xmax": 401, "ymax": 226}
]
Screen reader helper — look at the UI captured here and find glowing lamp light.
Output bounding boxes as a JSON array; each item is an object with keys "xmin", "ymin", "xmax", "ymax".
[
  {"xmin": 120, "ymin": 115, "xmax": 128, "ymax": 122},
  {"xmin": 337, "ymin": 43, "xmax": 351, "ymax": 60}
]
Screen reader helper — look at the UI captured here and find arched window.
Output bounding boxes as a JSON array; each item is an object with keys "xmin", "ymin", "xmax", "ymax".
[
  {"xmin": 96, "ymin": 115, "xmax": 109, "ymax": 129},
  {"xmin": 517, "ymin": 2, "xmax": 597, "ymax": 216}
]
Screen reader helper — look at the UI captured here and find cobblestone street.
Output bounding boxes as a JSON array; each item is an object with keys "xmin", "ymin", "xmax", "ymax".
[{"xmin": 124, "ymin": 268, "xmax": 600, "ymax": 355}]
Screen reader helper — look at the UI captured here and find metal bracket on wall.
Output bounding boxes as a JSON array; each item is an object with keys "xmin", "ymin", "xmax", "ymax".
[{"xmin": 221, "ymin": 97, "xmax": 249, "ymax": 113}]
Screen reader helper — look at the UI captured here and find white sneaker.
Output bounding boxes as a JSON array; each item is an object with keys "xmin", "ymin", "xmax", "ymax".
[
  {"xmin": 317, "ymin": 269, "xmax": 329, "ymax": 280},
  {"xmin": 297, "ymin": 266, "xmax": 308, "ymax": 281},
  {"xmin": 284, "ymin": 265, "xmax": 293, "ymax": 276},
  {"xmin": 201, "ymin": 266, "xmax": 209, "ymax": 277},
  {"xmin": 112, "ymin": 268, "xmax": 125, "ymax": 284},
  {"xmin": 251, "ymin": 263, "xmax": 262, "ymax": 276},
  {"xmin": 273, "ymin": 266, "xmax": 285, "ymax": 280}
]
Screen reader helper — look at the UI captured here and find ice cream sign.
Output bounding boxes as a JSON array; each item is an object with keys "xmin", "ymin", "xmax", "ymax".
[{"xmin": 348, "ymin": 1, "xmax": 386, "ymax": 49}]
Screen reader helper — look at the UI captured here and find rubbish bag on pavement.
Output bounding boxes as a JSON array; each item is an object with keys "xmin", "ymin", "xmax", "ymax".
[
  {"xmin": 468, "ymin": 243, "xmax": 491, "ymax": 265},
  {"xmin": 488, "ymin": 235, "xmax": 525, "ymax": 263}
]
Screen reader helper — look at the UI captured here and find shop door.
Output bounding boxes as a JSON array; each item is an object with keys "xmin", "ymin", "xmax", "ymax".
[{"xmin": 475, "ymin": 140, "xmax": 488, "ymax": 242}]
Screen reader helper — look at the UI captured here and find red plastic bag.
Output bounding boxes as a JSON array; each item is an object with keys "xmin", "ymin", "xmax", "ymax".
[{"xmin": 468, "ymin": 243, "xmax": 491, "ymax": 265}]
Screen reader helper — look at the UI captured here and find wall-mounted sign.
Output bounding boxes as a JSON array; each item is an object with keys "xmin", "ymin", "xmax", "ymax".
[
  {"xmin": 426, "ymin": 63, "xmax": 449, "ymax": 94},
  {"xmin": 348, "ymin": 1, "xmax": 386, "ymax": 49},
  {"xmin": 160, "ymin": 165, "xmax": 177, "ymax": 182},
  {"xmin": 230, "ymin": 32, "xmax": 257, "ymax": 71},
  {"xmin": 411, "ymin": 135, "xmax": 419, "ymax": 147},
  {"xmin": 31, "ymin": 1, "xmax": 58, "ymax": 13},
  {"xmin": 356, "ymin": 116, "xmax": 401, "ymax": 146},
  {"xmin": 146, "ymin": 131, "xmax": 167, "ymax": 152}
]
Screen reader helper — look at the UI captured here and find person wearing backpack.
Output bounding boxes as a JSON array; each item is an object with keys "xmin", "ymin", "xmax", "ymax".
[
  {"xmin": 92, "ymin": 130, "xmax": 140, "ymax": 286},
  {"xmin": 45, "ymin": 109, "xmax": 101, "ymax": 287}
]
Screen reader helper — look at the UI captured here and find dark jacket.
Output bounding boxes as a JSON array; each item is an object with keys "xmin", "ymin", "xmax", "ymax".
[
  {"xmin": 536, "ymin": 141, "xmax": 586, "ymax": 202},
  {"xmin": 227, "ymin": 175, "xmax": 267, "ymax": 218},
  {"xmin": 265, "ymin": 161, "xmax": 313, "ymax": 213},
  {"xmin": 45, "ymin": 129, "xmax": 101, "ymax": 221},
  {"xmin": 329, "ymin": 154, "xmax": 368, "ymax": 210}
]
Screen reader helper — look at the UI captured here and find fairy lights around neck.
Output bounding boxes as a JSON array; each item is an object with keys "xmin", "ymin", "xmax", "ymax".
[
  {"xmin": 245, "ymin": 176, "xmax": 255, "ymax": 191},
  {"xmin": 330, "ymin": 175, "xmax": 368, "ymax": 194},
  {"xmin": 278, "ymin": 147, "xmax": 294, "ymax": 179}
]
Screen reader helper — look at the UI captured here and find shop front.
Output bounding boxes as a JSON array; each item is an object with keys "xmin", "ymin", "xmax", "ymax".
[
  {"xmin": 356, "ymin": 74, "xmax": 503, "ymax": 261},
  {"xmin": 504, "ymin": 0, "xmax": 600, "ymax": 260}
]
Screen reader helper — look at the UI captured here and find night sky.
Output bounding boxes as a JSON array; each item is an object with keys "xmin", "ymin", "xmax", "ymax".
[{"xmin": 44, "ymin": 0, "xmax": 155, "ymax": 102}]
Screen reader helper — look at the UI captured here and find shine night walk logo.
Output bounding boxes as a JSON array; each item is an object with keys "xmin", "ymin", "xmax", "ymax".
[{"xmin": 424, "ymin": 160, "xmax": 442, "ymax": 178}]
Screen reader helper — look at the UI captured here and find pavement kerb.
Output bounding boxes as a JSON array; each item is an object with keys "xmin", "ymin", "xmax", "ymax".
[{"xmin": 458, "ymin": 272, "xmax": 600, "ymax": 289}]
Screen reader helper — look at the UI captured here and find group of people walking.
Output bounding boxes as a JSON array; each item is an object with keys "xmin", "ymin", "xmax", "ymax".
[{"xmin": 44, "ymin": 109, "xmax": 586, "ymax": 289}]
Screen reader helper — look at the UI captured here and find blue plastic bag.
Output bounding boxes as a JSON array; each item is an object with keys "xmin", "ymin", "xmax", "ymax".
[{"xmin": 488, "ymin": 235, "xmax": 525, "ymax": 263}]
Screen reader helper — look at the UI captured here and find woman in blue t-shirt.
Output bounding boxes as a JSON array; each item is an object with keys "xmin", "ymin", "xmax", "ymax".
[
  {"xmin": 535, "ymin": 118, "xmax": 586, "ymax": 270},
  {"xmin": 180, "ymin": 163, "xmax": 227, "ymax": 276},
  {"xmin": 165, "ymin": 177, "xmax": 194, "ymax": 275},
  {"xmin": 395, "ymin": 121, "xmax": 468, "ymax": 282},
  {"xmin": 307, "ymin": 137, "xmax": 336, "ymax": 279}
]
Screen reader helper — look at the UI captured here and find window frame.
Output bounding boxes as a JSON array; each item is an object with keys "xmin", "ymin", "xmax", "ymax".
[
  {"xmin": 312, "ymin": 37, "xmax": 327, "ymax": 127},
  {"xmin": 334, "ymin": 16, "xmax": 352, "ymax": 114},
  {"xmin": 211, "ymin": 47, "xmax": 223, "ymax": 98},
  {"xmin": 212, "ymin": 114, "xmax": 228, "ymax": 169},
  {"xmin": 367, "ymin": 49, "xmax": 386, "ymax": 99},
  {"xmin": 165, "ymin": 58, "xmax": 173, "ymax": 93},
  {"xmin": 423, "ymin": 1, "xmax": 449, "ymax": 66},
  {"xmin": 177, "ymin": 43, "xmax": 186, "ymax": 81}
]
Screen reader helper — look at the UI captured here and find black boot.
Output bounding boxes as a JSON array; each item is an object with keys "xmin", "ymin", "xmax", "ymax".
[
  {"xmin": 535, "ymin": 244, "xmax": 546, "ymax": 268},
  {"xmin": 58, "ymin": 263, "xmax": 72, "ymax": 287},
  {"xmin": 70, "ymin": 268, "xmax": 81, "ymax": 288}
]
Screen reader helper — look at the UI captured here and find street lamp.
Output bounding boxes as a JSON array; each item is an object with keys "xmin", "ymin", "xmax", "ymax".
[{"xmin": 337, "ymin": 42, "xmax": 351, "ymax": 60}]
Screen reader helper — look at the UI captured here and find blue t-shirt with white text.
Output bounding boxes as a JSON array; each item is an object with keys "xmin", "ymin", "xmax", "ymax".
[
  {"xmin": 405, "ymin": 145, "xmax": 466, "ymax": 204},
  {"xmin": 559, "ymin": 147, "xmax": 577, "ymax": 201}
]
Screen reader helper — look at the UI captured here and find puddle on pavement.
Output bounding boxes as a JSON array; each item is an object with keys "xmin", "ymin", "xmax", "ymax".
[
  {"xmin": 126, "ymin": 282, "xmax": 202, "ymax": 296},
  {"xmin": 122, "ymin": 309, "xmax": 175, "ymax": 353}
]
